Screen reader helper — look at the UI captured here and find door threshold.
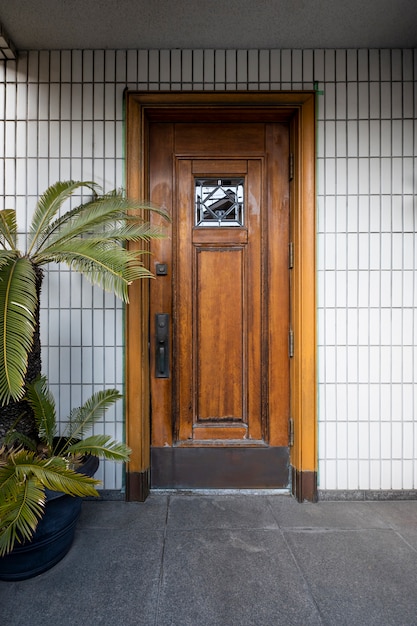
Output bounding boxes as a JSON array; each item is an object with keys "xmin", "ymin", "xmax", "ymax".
[{"xmin": 150, "ymin": 488, "xmax": 291, "ymax": 496}]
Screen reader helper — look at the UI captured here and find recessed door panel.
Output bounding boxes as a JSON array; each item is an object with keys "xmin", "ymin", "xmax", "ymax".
[{"xmin": 196, "ymin": 246, "xmax": 245, "ymax": 422}]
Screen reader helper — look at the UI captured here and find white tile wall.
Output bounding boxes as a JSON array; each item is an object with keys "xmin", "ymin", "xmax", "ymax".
[{"xmin": 0, "ymin": 48, "xmax": 415, "ymax": 492}]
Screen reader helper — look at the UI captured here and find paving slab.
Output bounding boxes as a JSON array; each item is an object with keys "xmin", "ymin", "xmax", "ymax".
[
  {"xmin": 0, "ymin": 510, "xmax": 165, "ymax": 626},
  {"xmin": 364, "ymin": 500, "xmax": 417, "ymax": 529},
  {"xmin": 284, "ymin": 527, "xmax": 417, "ymax": 626},
  {"xmin": 363, "ymin": 500, "xmax": 417, "ymax": 551},
  {"xmin": 267, "ymin": 497, "xmax": 390, "ymax": 530},
  {"xmin": 167, "ymin": 494, "xmax": 279, "ymax": 530},
  {"xmin": 156, "ymin": 527, "xmax": 322, "ymax": 626},
  {"xmin": 79, "ymin": 498, "xmax": 170, "ymax": 532}
]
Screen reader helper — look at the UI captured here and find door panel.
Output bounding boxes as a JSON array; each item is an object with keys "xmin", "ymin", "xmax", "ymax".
[
  {"xmin": 149, "ymin": 121, "xmax": 290, "ymax": 488},
  {"xmin": 174, "ymin": 123, "xmax": 265, "ymax": 155},
  {"xmin": 176, "ymin": 158, "xmax": 263, "ymax": 444},
  {"xmin": 196, "ymin": 246, "xmax": 245, "ymax": 422}
]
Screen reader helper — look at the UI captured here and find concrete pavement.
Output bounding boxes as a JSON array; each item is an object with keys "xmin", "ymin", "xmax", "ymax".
[{"xmin": 1, "ymin": 494, "xmax": 417, "ymax": 625}]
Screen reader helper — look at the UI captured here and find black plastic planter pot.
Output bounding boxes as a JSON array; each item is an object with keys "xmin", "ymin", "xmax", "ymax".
[{"xmin": 0, "ymin": 455, "xmax": 99, "ymax": 581}]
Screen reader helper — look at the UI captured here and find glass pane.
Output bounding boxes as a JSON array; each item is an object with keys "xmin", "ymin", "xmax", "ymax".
[{"xmin": 195, "ymin": 178, "xmax": 244, "ymax": 227}]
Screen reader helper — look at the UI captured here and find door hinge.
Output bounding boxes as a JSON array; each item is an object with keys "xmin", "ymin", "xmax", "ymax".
[
  {"xmin": 289, "ymin": 329, "xmax": 294, "ymax": 358},
  {"xmin": 289, "ymin": 153, "xmax": 294, "ymax": 181},
  {"xmin": 288, "ymin": 242, "xmax": 294, "ymax": 269},
  {"xmin": 288, "ymin": 417, "xmax": 294, "ymax": 447}
]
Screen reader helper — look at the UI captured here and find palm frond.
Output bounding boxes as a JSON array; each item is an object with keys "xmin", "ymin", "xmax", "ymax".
[
  {"xmin": 31, "ymin": 193, "xmax": 127, "ymax": 252},
  {"xmin": 0, "ymin": 250, "xmax": 19, "ymax": 270},
  {"xmin": 31, "ymin": 192, "xmax": 168, "ymax": 256},
  {"xmin": 34, "ymin": 240, "xmax": 154, "ymax": 301},
  {"xmin": 0, "ymin": 256, "xmax": 37, "ymax": 405},
  {"xmin": 87, "ymin": 221, "xmax": 167, "ymax": 243},
  {"xmin": 0, "ymin": 473, "xmax": 46, "ymax": 556},
  {"xmin": 1, "ymin": 448, "xmax": 100, "ymax": 497},
  {"xmin": 30, "ymin": 460, "xmax": 101, "ymax": 496},
  {"xmin": 66, "ymin": 435, "xmax": 131, "ymax": 462},
  {"xmin": 0, "ymin": 209, "xmax": 17, "ymax": 250},
  {"xmin": 0, "ymin": 448, "xmax": 101, "ymax": 555},
  {"xmin": 61, "ymin": 388, "xmax": 122, "ymax": 444},
  {"xmin": 27, "ymin": 180, "xmax": 96, "ymax": 256},
  {"xmin": 3, "ymin": 429, "xmax": 37, "ymax": 451},
  {"xmin": 25, "ymin": 376, "xmax": 57, "ymax": 449}
]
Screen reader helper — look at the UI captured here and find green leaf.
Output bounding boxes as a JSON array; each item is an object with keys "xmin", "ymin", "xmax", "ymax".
[
  {"xmin": 37, "ymin": 193, "xmax": 167, "ymax": 250},
  {"xmin": 0, "ymin": 257, "xmax": 37, "ymax": 404},
  {"xmin": 90, "ymin": 220, "xmax": 167, "ymax": 243},
  {"xmin": 25, "ymin": 375, "xmax": 57, "ymax": 449},
  {"xmin": 31, "ymin": 191, "xmax": 169, "ymax": 285},
  {"xmin": 0, "ymin": 448, "xmax": 101, "ymax": 555},
  {"xmin": 34, "ymin": 239, "xmax": 154, "ymax": 302},
  {"xmin": 3, "ymin": 429, "xmax": 37, "ymax": 451},
  {"xmin": 0, "ymin": 473, "xmax": 46, "ymax": 556},
  {"xmin": 67, "ymin": 435, "xmax": 131, "ymax": 463},
  {"xmin": 0, "ymin": 209, "xmax": 17, "ymax": 250},
  {"xmin": 62, "ymin": 388, "xmax": 122, "ymax": 444},
  {"xmin": 0, "ymin": 250, "xmax": 19, "ymax": 270},
  {"xmin": 0, "ymin": 448, "xmax": 100, "ymax": 498},
  {"xmin": 30, "ymin": 460, "xmax": 100, "ymax": 496},
  {"xmin": 27, "ymin": 180, "xmax": 96, "ymax": 256}
]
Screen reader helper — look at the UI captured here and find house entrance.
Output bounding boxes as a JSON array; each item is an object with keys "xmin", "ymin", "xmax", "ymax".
[{"xmin": 125, "ymin": 92, "xmax": 317, "ymax": 501}]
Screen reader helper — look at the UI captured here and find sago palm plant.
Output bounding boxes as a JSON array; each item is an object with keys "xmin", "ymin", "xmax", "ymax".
[
  {"xmin": 0, "ymin": 375, "xmax": 130, "ymax": 556},
  {"xmin": 0, "ymin": 180, "xmax": 166, "ymax": 436},
  {"xmin": 0, "ymin": 180, "xmax": 166, "ymax": 558}
]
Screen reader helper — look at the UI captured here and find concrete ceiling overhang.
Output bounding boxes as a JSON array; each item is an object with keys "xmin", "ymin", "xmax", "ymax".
[{"xmin": 0, "ymin": 0, "xmax": 416, "ymax": 56}]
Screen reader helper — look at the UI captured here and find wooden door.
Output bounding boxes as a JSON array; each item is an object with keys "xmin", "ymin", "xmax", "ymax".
[{"xmin": 149, "ymin": 121, "xmax": 290, "ymax": 488}]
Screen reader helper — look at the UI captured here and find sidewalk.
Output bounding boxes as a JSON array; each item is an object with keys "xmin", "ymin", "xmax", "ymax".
[{"xmin": 1, "ymin": 494, "xmax": 417, "ymax": 625}]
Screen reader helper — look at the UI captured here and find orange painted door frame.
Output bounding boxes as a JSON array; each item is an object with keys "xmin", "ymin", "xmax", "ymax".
[{"xmin": 125, "ymin": 91, "xmax": 317, "ymax": 502}]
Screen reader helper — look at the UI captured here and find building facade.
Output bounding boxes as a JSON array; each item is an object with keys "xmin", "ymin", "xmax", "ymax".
[{"xmin": 1, "ymin": 47, "xmax": 416, "ymax": 497}]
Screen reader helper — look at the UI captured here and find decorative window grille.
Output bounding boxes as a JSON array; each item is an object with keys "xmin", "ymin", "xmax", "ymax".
[{"xmin": 195, "ymin": 178, "xmax": 244, "ymax": 227}]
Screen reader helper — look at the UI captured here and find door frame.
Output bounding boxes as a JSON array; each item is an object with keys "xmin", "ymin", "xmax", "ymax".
[{"xmin": 125, "ymin": 91, "xmax": 317, "ymax": 502}]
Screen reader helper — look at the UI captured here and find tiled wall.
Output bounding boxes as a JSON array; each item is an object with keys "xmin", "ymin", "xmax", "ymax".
[
  {"xmin": 0, "ymin": 49, "xmax": 415, "ymax": 491},
  {"xmin": 316, "ymin": 49, "xmax": 416, "ymax": 491}
]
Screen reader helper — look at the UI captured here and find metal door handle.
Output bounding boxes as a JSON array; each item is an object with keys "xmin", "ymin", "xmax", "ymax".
[
  {"xmin": 155, "ymin": 314, "xmax": 169, "ymax": 378},
  {"xmin": 158, "ymin": 344, "xmax": 166, "ymax": 375}
]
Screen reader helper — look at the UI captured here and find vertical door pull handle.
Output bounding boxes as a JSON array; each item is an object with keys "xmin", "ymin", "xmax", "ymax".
[{"xmin": 155, "ymin": 314, "xmax": 169, "ymax": 378}]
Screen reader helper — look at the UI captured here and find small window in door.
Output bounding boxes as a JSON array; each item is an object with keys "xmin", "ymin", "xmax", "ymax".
[{"xmin": 195, "ymin": 178, "xmax": 244, "ymax": 227}]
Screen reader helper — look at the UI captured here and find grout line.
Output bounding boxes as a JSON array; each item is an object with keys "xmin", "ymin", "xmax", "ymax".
[
  {"xmin": 393, "ymin": 529, "xmax": 417, "ymax": 555},
  {"xmin": 266, "ymin": 498, "xmax": 326, "ymax": 625},
  {"xmin": 153, "ymin": 495, "xmax": 171, "ymax": 626}
]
